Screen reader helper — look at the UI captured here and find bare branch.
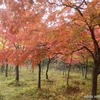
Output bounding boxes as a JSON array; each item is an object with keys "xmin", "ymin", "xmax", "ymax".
[
  {"xmin": 13, "ymin": 43, "xmax": 18, "ymax": 49},
  {"xmin": 83, "ymin": 46, "xmax": 94, "ymax": 60},
  {"xmin": 46, "ymin": 0, "xmax": 73, "ymax": 8},
  {"xmin": 72, "ymin": 46, "xmax": 94, "ymax": 60},
  {"xmin": 76, "ymin": 0, "xmax": 87, "ymax": 9}
]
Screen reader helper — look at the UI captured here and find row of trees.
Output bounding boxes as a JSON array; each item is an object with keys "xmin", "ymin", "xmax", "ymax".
[
  {"xmin": 0, "ymin": 0, "xmax": 100, "ymax": 100},
  {"xmin": 0, "ymin": 55, "xmax": 91, "ymax": 88}
]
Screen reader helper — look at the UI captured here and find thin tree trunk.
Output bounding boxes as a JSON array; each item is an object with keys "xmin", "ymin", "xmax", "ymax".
[
  {"xmin": 67, "ymin": 54, "xmax": 73, "ymax": 86},
  {"xmin": 82, "ymin": 67, "xmax": 84, "ymax": 77},
  {"xmin": 5, "ymin": 59, "xmax": 8, "ymax": 77},
  {"xmin": 5, "ymin": 64, "xmax": 8, "ymax": 77},
  {"xmin": 85, "ymin": 65, "xmax": 88, "ymax": 79},
  {"xmin": 63, "ymin": 65, "xmax": 65, "ymax": 76},
  {"xmin": 85, "ymin": 59, "xmax": 88, "ymax": 79},
  {"xmin": 1, "ymin": 60, "xmax": 5, "ymax": 73},
  {"xmin": 46, "ymin": 58, "xmax": 50, "ymax": 79},
  {"xmin": 38, "ymin": 63, "xmax": 41, "ymax": 89},
  {"xmin": 15, "ymin": 65, "xmax": 19, "ymax": 82},
  {"xmin": 1, "ymin": 65, "xmax": 5, "ymax": 73},
  {"xmin": 67, "ymin": 66, "xmax": 71, "ymax": 86}
]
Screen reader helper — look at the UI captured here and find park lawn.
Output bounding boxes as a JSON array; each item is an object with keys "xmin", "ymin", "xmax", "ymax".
[{"xmin": 0, "ymin": 66, "xmax": 100, "ymax": 100}]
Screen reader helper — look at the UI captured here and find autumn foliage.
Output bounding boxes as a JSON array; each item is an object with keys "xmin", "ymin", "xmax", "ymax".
[{"xmin": 0, "ymin": 0, "xmax": 100, "ymax": 99}]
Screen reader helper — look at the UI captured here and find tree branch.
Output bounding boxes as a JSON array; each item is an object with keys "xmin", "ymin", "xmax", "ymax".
[
  {"xmin": 83, "ymin": 46, "xmax": 94, "ymax": 60},
  {"xmin": 72, "ymin": 46, "xmax": 94, "ymax": 60}
]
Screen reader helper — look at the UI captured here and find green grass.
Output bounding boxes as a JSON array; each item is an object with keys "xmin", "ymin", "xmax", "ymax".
[{"xmin": 0, "ymin": 66, "xmax": 100, "ymax": 100}]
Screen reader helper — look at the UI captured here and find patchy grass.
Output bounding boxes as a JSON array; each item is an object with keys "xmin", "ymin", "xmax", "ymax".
[{"xmin": 0, "ymin": 66, "xmax": 100, "ymax": 100}]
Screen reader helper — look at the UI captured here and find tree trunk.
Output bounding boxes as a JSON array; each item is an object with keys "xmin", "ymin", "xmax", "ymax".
[
  {"xmin": 38, "ymin": 63, "xmax": 41, "ymax": 89},
  {"xmin": 5, "ymin": 63, "xmax": 8, "ymax": 77},
  {"xmin": 67, "ymin": 54, "xmax": 73, "ymax": 86},
  {"xmin": 46, "ymin": 58, "xmax": 50, "ymax": 79},
  {"xmin": 63, "ymin": 65, "xmax": 66, "ymax": 76},
  {"xmin": 5, "ymin": 59, "xmax": 8, "ymax": 77},
  {"xmin": 1, "ymin": 65, "xmax": 5, "ymax": 73},
  {"xmin": 15, "ymin": 65, "xmax": 19, "ymax": 82},
  {"xmin": 91, "ymin": 54, "xmax": 100, "ymax": 100},
  {"xmin": 85, "ymin": 65, "xmax": 88, "ymax": 79},
  {"xmin": 1, "ymin": 61, "xmax": 5, "ymax": 73},
  {"xmin": 82, "ymin": 67, "xmax": 84, "ymax": 77},
  {"xmin": 63, "ymin": 66, "xmax": 64, "ymax": 75},
  {"xmin": 91, "ymin": 66, "xmax": 98, "ymax": 100},
  {"xmin": 67, "ymin": 66, "xmax": 71, "ymax": 86},
  {"xmin": 85, "ymin": 59, "xmax": 88, "ymax": 79}
]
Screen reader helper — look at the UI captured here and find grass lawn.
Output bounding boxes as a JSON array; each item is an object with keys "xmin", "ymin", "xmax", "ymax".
[{"xmin": 0, "ymin": 66, "xmax": 100, "ymax": 100}]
